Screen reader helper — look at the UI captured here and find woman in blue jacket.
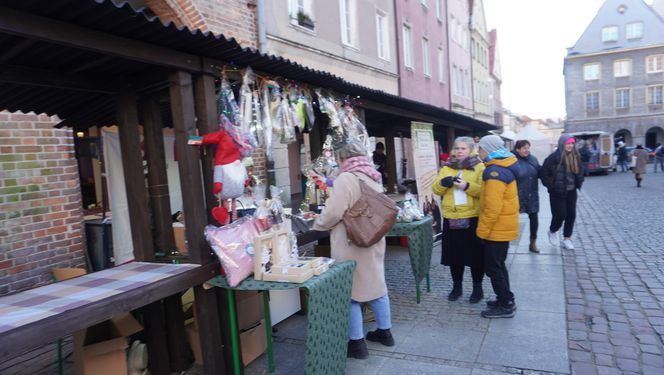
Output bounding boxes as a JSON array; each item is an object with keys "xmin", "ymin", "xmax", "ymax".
[{"xmin": 513, "ymin": 140, "xmax": 542, "ymax": 253}]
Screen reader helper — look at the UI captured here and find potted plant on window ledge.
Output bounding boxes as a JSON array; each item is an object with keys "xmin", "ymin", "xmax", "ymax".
[{"xmin": 297, "ymin": 11, "xmax": 315, "ymax": 30}]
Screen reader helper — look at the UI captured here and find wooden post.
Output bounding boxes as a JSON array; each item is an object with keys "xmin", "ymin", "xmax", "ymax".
[
  {"xmin": 169, "ymin": 71, "xmax": 226, "ymax": 375},
  {"xmin": 193, "ymin": 74, "xmax": 218, "ymax": 221},
  {"xmin": 142, "ymin": 302, "xmax": 171, "ymax": 375},
  {"xmin": 116, "ymin": 90, "xmax": 154, "ymax": 261},
  {"xmin": 141, "ymin": 96, "xmax": 176, "ymax": 255},
  {"xmin": 446, "ymin": 127, "xmax": 455, "ymax": 154},
  {"xmin": 141, "ymin": 96, "xmax": 190, "ymax": 372},
  {"xmin": 385, "ymin": 128, "xmax": 398, "ymax": 194}
]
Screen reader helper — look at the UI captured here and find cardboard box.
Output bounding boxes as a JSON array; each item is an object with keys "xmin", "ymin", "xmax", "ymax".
[
  {"xmin": 74, "ymin": 314, "xmax": 143, "ymax": 375},
  {"xmin": 52, "ymin": 267, "xmax": 87, "ymax": 281},
  {"xmin": 173, "ymin": 223, "xmax": 187, "ymax": 253},
  {"xmin": 270, "ymin": 261, "xmax": 314, "ymax": 276},
  {"xmin": 240, "ymin": 320, "xmax": 268, "ymax": 366},
  {"xmin": 236, "ymin": 290, "xmax": 264, "ymax": 331}
]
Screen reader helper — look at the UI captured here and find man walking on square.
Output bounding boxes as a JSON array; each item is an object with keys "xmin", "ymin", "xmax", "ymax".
[{"xmin": 476, "ymin": 135, "xmax": 519, "ymax": 318}]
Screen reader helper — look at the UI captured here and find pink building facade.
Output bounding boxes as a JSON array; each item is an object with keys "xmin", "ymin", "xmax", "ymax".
[
  {"xmin": 395, "ymin": 0, "xmax": 450, "ymax": 109},
  {"xmin": 446, "ymin": 0, "xmax": 473, "ymax": 116}
]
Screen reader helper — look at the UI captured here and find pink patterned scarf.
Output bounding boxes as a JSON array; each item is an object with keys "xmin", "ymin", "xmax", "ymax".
[{"xmin": 340, "ymin": 156, "xmax": 382, "ymax": 182}]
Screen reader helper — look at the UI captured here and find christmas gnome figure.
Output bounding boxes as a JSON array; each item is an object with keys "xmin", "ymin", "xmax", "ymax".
[{"xmin": 190, "ymin": 129, "xmax": 248, "ymax": 225}]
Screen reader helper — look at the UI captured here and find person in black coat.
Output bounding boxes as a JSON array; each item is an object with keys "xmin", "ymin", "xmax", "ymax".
[
  {"xmin": 540, "ymin": 134, "xmax": 584, "ymax": 250},
  {"xmin": 512, "ymin": 140, "xmax": 541, "ymax": 253}
]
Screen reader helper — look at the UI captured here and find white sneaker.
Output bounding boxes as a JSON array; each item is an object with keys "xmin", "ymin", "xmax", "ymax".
[
  {"xmin": 562, "ymin": 239, "xmax": 575, "ymax": 250},
  {"xmin": 548, "ymin": 231, "xmax": 559, "ymax": 245}
]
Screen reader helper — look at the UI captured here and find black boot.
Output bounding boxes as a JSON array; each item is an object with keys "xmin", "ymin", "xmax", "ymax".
[
  {"xmin": 366, "ymin": 328, "xmax": 395, "ymax": 347},
  {"xmin": 347, "ymin": 339, "xmax": 369, "ymax": 359},
  {"xmin": 469, "ymin": 282, "xmax": 484, "ymax": 303},
  {"xmin": 637, "ymin": 178, "xmax": 642, "ymax": 187},
  {"xmin": 448, "ymin": 282, "xmax": 462, "ymax": 301}
]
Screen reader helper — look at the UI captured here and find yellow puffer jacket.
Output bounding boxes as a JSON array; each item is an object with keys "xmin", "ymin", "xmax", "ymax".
[
  {"xmin": 431, "ymin": 162, "xmax": 485, "ymax": 219},
  {"xmin": 476, "ymin": 156, "xmax": 520, "ymax": 241}
]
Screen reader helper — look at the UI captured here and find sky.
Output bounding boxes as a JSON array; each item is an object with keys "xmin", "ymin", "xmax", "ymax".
[{"xmin": 483, "ymin": 0, "xmax": 623, "ymax": 120}]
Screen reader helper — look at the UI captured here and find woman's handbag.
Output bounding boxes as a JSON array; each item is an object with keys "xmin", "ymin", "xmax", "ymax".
[
  {"xmin": 448, "ymin": 218, "xmax": 470, "ymax": 230},
  {"xmin": 342, "ymin": 176, "xmax": 398, "ymax": 247}
]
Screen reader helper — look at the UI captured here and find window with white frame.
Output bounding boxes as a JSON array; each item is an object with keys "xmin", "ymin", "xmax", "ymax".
[
  {"xmin": 340, "ymin": 0, "xmax": 356, "ymax": 46},
  {"xmin": 648, "ymin": 85, "xmax": 663, "ymax": 105},
  {"xmin": 615, "ymin": 88, "xmax": 630, "ymax": 108},
  {"xmin": 290, "ymin": 0, "xmax": 314, "ymax": 28},
  {"xmin": 626, "ymin": 22, "xmax": 643, "ymax": 39},
  {"xmin": 436, "ymin": 0, "xmax": 442, "ymax": 20},
  {"xmin": 403, "ymin": 24, "xmax": 413, "ymax": 69},
  {"xmin": 438, "ymin": 48, "xmax": 445, "ymax": 83},
  {"xmin": 464, "ymin": 69, "xmax": 470, "ymax": 97},
  {"xmin": 422, "ymin": 37, "xmax": 431, "ymax": 77},
  {"xmin": 375, "ymin": 10, "xmax": 390, "ymax": 60},
  {"xmin": 646, "ymin": 55, "xmax": 663, "ymax": 73},
  {"xmin": 601, "ymin": 26, "xmax": 618, "ymax": 42},
  {"xmin": 584, "ymin": 63, "xmax": 601, "ymax": 80},
  {"xmin": 585, "ymin": 91, "xmax": 600, "ymax": 111},
  {"xmin": 614, "ymin": 59, "xmax": 631, "ymax": 77}
]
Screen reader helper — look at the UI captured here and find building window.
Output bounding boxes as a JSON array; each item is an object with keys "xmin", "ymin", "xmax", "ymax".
[
  {"xmin": 438, "ymin": 47, "xmax": 445, "ymax": 83},
  {"xmin": 626, "ymin": 22, "xmax": 643, "ymax": 39},
  {"xmin": 289, "ymin": 0, "xmax": 314, "ymax": 29},
  {"xmin": 584, "ymin": 63, "xmax": 601, "ymax": 80},
  {"xmin": 601, "ymin": 26, "xmax": 618, "ymax": 42},
  {"xmin": 648, "ymin": 85, "xmax": 663, "ymax": 105},
  {"xmin": 613, "ymin": 59, "xmax": 631, "ymax": 77},
  {"xmin": 585, "ymin": 91, "xmax": 600, "ymax": 111},
  {"xmin": 646, "ymin": 55, "xmax": 663, "ymax": 73},
  {"xmin": 436, "ymin": 0, "xmax": 442, "ymax": 20},
  {"xmin": 375, "ymin": 10, "xmax": 390, "ymax": 60},
  {"xmin": 452, "ymin": 65, "xmax": 458, "ymax": 94},
  {"xmin": 615, "ymin": 88, "xmax": 630, "ymax": 108},
  {"xmin": 340, "ymin": 0, "xmax": 356, "ymax": 47},
  {"xmin": 422, "ymin": 37, "xmax": 431, "ymax": 77},
  {"xmin": 403, "ymin": 24, "xmax": 413, "ymax": 69}
]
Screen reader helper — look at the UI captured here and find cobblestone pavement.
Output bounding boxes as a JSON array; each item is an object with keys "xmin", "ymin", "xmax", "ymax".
[{"xmin": 564, "ymin": 171, "xmax": 664, "ymax": 375}]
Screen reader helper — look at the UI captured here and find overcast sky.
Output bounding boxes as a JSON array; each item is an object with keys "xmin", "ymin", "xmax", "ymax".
[{"xmin": 484, "ymin": 0, "xmax": 619, "ymax": 120}]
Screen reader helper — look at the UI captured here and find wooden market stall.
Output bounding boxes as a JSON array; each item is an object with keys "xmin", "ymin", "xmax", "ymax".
[{"xmin": 0, "ymin": 1, "xmax": 496, "ymax": 374}]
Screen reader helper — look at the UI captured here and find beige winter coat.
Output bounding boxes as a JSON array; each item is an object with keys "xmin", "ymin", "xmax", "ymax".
[
  {"xmin": 313, "ymin": 172, "xmax": 387, "ymax": 302},
  {"xmin": 633, "ymin": 148, "xmax": 649, "ymax": 175}
]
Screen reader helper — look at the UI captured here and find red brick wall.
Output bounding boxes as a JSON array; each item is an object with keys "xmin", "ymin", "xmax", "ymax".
[
  {"xmin": 0, "ymin": 111, "xmax": 86, "ymax": 296},
  {"xmin": 145, "ymin": 0, "xmax": 257, "ymax": 48}
]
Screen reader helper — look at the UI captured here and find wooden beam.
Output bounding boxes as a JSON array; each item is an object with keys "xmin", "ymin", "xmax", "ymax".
[
  {"xmin": 385, "ymin": 129, "xmax": 398, "ymax": 194},
  {"xmin": 163, "ymin": 295, "xmax": 190, "ymax": 372},
  {"xmin": 0, "ymin": 63, "xmax": 125, "ymax": 93},
  {"xmin": 0, "ymin": 5, "xmax": 202, "ymax": 72},
  {"xmin": 169, "ymin": 71, "xmax": 211, "ymax": 266},
  {"xmin": 193, "ymin": 74, "xmax": 219, "ymax": 223},
  {"xmin": 142, "ymin": 302, "xmax": 171, "ymax": 375},
  {"xmin": 170, "ymin": 70, "xmax": 226, "ymax": 375},
  {"xmin": 446, "ymin": 127, "xmax": 455, "ymax": 154},
  {"xmin": 0, "ymin": 263, "xmax": 219, "ymax": 361},
  {"xmin": 0, "ymin": 38, "xmax": 35, "ymax": 63},
  {"xmin": 116, "ymin": 90, "xmax": 155, "ymax": 262},
  {"xmin": 141, "ymin": 96, "xmax": 176, "ymax": 255}
]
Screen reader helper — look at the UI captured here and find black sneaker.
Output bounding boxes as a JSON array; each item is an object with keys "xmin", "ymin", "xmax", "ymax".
[
  {"xmin": 481, "ymin": 305, "xmax": 516, "ymax": 319},
  {"xmin": 366, "ymin": 328, "xmax": 395, "ymax": 347},
  {"xmin": 485, "ymin": 299, "xmax": 517, "ymax": 311},
  {"xmin": 447, "ymin": 283, "xmax": 462, "ymax": 301},
  {"xmin": 347, "ymin": 339, "xmax": 369, "ymax": 359}
]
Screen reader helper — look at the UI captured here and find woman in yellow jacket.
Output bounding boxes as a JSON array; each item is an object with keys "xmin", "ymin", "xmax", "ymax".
[
  {"xmin": 432, "ymin": 136, "xmax": 486, "ymax": 303},
  {"xmin": 476, "ymin": 135, "xmax": 520, "ymax": 319}
]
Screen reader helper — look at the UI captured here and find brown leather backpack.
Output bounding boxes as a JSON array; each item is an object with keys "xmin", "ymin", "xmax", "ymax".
[{"xmin": 342, "ymin": 174, "xmax": 398, "ymax": 247}]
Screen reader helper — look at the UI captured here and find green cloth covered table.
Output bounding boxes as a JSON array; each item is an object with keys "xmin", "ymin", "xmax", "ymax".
[
  {"xmin": 207, "ymin": 260, "xmax": 356, "ymax": 375},
  {"xmin": 386, "ymin": 216, "xmax": 433, "ymax": 303}
]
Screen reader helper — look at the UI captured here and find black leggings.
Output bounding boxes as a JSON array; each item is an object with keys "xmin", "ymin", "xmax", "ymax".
[
  {"xmin": 528, "ymin": 213, "xmax": 538, "ymax": 240},
  {"xmin": 549, "ymin": 190, "xmax": 577, "ymax": 238},
  {"xmin": 451, "ymin": 264, "xmax": 484, "ymax": 283}
]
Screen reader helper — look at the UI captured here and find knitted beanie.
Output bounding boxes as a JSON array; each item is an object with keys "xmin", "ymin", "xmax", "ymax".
[{"xmin": 478, "ymin": 134, "xmax": 505, "ymax": 154}]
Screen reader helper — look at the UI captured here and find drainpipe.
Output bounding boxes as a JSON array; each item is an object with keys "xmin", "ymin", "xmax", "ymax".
[
  {"xmin": 257, "ymin": 0, "xmax": 267, "ymax": 53},
  {"xmin": 394, "ymin": 1, "xmax": 402, "ymax": 97},
  {"xmin": 468, "ymin": 15, "xmax": 476, "ymax": 120}
]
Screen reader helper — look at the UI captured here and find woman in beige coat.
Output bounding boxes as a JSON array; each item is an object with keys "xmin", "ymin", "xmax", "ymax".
[
  {"xmin": 313, "ymin": 140, "xmax": 393, "ymax": 360},
  {"xmin": 632, "ymin": 144, "xmax": 649, "ymax": 187}
]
